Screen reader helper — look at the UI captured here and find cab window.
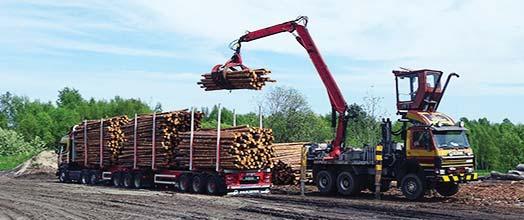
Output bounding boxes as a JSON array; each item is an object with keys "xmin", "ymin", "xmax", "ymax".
[
  {"xmin": 412, "ymin": 130, "xmax": 432, "ymax": 150},
  {"xmin": 398, "ymin": 75, "xmax": 419, "ymax": 102}
]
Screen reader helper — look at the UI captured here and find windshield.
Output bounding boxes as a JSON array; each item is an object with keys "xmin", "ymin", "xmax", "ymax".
[{"xmin": 434, "ymin": 131, "xmax": 470, "ymax": 148}]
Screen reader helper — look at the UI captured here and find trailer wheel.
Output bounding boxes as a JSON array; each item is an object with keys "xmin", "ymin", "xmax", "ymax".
[
  {"xmin": 192, "ymin": 174, "xmax": 207, "ymax": 194},
  {"xmin": 317, "ymin": 170, "xmax": 336, "ymax": 194},
  {"xmin": 206, "ymin": 175, "xmax": 226, "ymax": 195},
  {"xmin": 336, "ymin": 171, "xmax": 360, "ymax": 195},
  {"xmin": 58, "ymin": 170, "xmax": 69, "ymax": 183},
  {"xmin": 435, "ymin": 182, "xmax": 459, "ymax": 197},
  {"xmin": 81, "ymin": 171, "xmax": 91, "ymax": 185},
  {"xmin": 401, "ymin": 174, "xmax": 425, "ymax": 201},
  {"xmin": 133, "ymin": 172, "xmax": 148, "ymax": 189},
  {"xmin": 123, "ymin": 172, "xmax": 134, "ymax": 188},
  {"xmin": 89, "ymin": 171, "xmax": 99, "ymax": 185},
  {"xmin": 178, "ymin": 174, "xmax": 192, "ymax": 193},
  {"xmin": 112, "ymin": 172, "xmax": 123, "ymax": 187}
]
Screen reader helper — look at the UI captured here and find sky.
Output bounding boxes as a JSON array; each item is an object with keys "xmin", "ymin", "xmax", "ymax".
[{"xmin": 0, "ymin": 0, "xmax": 523, "ymax": 123}]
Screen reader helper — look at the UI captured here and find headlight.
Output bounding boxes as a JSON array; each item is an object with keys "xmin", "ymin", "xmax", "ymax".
[
  {"xmin": 439, "ymin": 169, "xmax": 446, "ymax": 174},
  {"xmin": 466, "ymin": 167, "xmax": 474, "ymax": 173}
]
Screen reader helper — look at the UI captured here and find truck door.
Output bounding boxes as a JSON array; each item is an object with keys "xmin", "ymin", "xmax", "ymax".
[{"xmin": 407, "ymin": 128, "xmax": 436, "ymax": 168}]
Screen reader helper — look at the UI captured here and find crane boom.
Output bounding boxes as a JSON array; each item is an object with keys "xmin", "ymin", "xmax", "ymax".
[{"xmin": 216, "ymin": 16, "xmax": 348, "ymax": 158}]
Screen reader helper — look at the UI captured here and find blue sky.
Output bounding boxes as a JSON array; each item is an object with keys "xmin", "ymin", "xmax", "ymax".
[{"xmin": 1, "ymin": 0, "xmax": 523, "ymax": 123}]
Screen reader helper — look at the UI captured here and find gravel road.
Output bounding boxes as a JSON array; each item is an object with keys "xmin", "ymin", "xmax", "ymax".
[{"xmin": 0, "ymin": 174, "xmax": 523, "ymax": 220}]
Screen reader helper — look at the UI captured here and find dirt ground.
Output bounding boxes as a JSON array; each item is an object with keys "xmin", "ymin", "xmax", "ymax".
[{"xmin": 1, "ymin": 174, "xmax": 523, "ymax": 220}]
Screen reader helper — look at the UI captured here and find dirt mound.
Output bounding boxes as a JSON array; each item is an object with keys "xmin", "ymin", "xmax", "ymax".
[{"xmin": 3, "ymin": 150, "xmax": 57, "ymax": 178}]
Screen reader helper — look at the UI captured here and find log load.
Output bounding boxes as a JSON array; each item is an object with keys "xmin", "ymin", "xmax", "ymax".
[
  {"xmin": 71, "ymin": 116, "xmax": 129, "ymax": 167},
  {"xmin": 119, "ymin": 110, "xmax": 203, "ymax": 168},
  {"xmin": 198, "ymin": 68, "xmax": 275, "ymax": 91},
  {"xmin": 271, "ymin": 142, "xmax": 308, "ymax": 185},
  {"xmin": 176, "ymin": 126, "xmax": 275, "ymax": 170}
]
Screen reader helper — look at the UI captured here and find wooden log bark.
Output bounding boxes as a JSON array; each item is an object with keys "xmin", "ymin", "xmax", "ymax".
[{"xmin": 198, "ymin": 68, "xmax": 275, "ymax": 91}]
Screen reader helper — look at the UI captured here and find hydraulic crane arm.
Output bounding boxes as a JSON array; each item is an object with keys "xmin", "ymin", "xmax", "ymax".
[{"xmin": 215, "ymin": 16, "xmax": 349, "ymax": 158}]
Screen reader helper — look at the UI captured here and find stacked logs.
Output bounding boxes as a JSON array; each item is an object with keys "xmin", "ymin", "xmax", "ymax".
[
  {"xmin": 271, "ymin": 142, "xmax": 307, "ymax": 185},
  {"xmin": 198, "ymin": 68, "xmax": 275, "ymax": 91},
  {"xmin": 176, "ymin": 126, "xmax": 275, "ymax": 170},
  {"xmin": 119, "ymin": 110, "xmax": 203, "ymax": 168},
  {"xmin": 71, "ymin": 116, "xmax": 129, "ymax": 167}
]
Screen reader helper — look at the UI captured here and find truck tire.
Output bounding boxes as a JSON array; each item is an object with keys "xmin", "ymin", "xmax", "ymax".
[
  {"xmin": 123, "ymin": 172, "xmax": 134, "ymax": 188},
  {"xmin": 89, "ymin": 171, "xmax": 99, "ymax": 185},
  {"xmin": 206, "ymin": 175, "xmax": 226, "ymax": 195},
  {"xmin": 178, "ymin": 174, "xmax": 192, "ymax": 193},
  {"xmin": 112, "ymin": 172, "xmax": 123, "ymax": 187},
  {"xmin": 435, "ymin": 182, "xmax": 459, "ymax": 197},
  {"xmin": 336, "ymin": 171, "xmax": 360, "ymax": 195},
  {"xmin": 58, "ymin": 170, "xmax": 69, "ymax": 183},
  {"xmin": 192, "ymin": 174, "xmax": 207, "ymax": 194},
  {"xmin": 133, "ymin": 172, "xmax": 148, "ymax": 189},
  {"xmin": 81, "ymin": 171, "xmax": 91, "ymax": 185},
  {"xmin": 401, "ymin": 174, "xmax": 425, "ymax": 201},
  {"xmin": 316, "ymin": 170, "xmax": 336, "ymax": 194}
]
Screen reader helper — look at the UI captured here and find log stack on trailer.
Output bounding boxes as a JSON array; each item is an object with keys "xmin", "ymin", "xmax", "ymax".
[
  {"xmin": 119, "ymin": 110, "xmax": 203, "ymax": 168},
  {"xmin": 71, "ymin": 116, "xmax": 129, "ymax": 167},
  {"xmin": 271, "ymin": 142, "xmax": 308, "ymax": 185},
  {"xmin": 176, "ymin": 126, "xmax": 275, "ymax": 170},
  {"xmin": 198, "ymin": 68, "xmax": 275, "ymax": 91},
  {"xmin": 58, "ymin": 109, "xmax": 273, "ymax": 195}
]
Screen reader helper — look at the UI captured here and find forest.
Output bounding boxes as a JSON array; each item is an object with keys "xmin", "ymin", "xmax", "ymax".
[{"xmin": 0, "ymin": 87, "xmax": 522, "ymax": 172}]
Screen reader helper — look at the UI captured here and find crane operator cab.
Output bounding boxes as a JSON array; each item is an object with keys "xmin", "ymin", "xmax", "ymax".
[{"xmin": 389, "ymin": 69, "xmax": 477, "ymax": 200}]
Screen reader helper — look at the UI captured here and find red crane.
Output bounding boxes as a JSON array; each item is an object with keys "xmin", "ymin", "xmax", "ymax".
[{"xmin": 212, "ymin": 16, "xmax": 349, "ymax": 159}]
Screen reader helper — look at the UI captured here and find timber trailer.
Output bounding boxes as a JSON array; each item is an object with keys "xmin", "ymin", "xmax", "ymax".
[
  {"xmin": 56, "ymin": 109, "xmax": 271, "ymax": 195},
  {"xmin": 210, "ymin": 16, "xmax": 478, "ymax": 200}
]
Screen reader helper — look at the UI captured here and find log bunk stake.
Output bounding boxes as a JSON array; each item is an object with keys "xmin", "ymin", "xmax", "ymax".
[{"xmin": 198, "ymin": 68, "xmax": 275, "ymax": 91}]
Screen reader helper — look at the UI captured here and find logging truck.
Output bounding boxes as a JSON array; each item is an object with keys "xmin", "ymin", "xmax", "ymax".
[
  {"xmin": 56, "ymin": 110, "xmax": 272, "ymax": 195},
  {"xmin": 210, "ymin": 16, "xmax": 478, "ymax": 200}
]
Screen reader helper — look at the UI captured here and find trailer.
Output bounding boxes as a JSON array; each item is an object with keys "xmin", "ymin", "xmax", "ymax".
[{"xmin": 57, "ymin": 108, "xmax": 271, "ymax": 195}]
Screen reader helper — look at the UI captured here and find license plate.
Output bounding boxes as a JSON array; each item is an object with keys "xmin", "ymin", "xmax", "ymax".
[{"xmin": 243, "ymin": 176, "xmax": 258, "ymax": 181}]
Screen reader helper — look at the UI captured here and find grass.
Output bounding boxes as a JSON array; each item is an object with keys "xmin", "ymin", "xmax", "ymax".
[
  {"xmin": 0, "ymin": 153, "xmax": 36, "ymax": 171},
  {"xmin": 476, "ymin": 169, "xmax": 492, "ymax": 177}
]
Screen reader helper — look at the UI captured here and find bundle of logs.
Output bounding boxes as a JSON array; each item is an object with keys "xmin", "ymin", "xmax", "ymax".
[
  {"xmin": 198, "ymin": 68, "xmax": 275, "ymax": 91},
  {"xmin": 271, "ymin": 142, "xmax": 308, "ymax": 185},
  {"xmin": 71, "ymin": 116, "xmax": 129, "ymax": 167},
  {"xmin": 119, "ymin": 110, "xmax": 203, "ymax": 168},
  {"xmin": 176, "ymin": 126, "xmax": 275, "ymax": 170}
]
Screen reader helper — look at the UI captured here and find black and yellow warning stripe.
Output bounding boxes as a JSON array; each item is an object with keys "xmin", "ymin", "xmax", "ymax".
[{"xmin": 440, "ymin": 173, "xmax": 478, "ymax": 182}]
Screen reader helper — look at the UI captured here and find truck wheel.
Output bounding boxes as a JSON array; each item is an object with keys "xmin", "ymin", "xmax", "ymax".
[
  {"xmin": 133, "ymin": 172, "xmax": 148, "ymax": 189},
  {"xmin": 401, "ymin": 174, "xmax": 425, "ymax": 201},
  {"xmin": 435, "ymin": 182, "xmax": 459, "ymax": 197},
  {"xmin": 206, "ymin": 175, "xmax": 226, "ymax": 195},
  {"xmin": 336, "ymin": 171, "xmax": 360, "ymax": 195},
  {"xmin": 89, "ymin": 171, "xmax": 99, "ymax": 185},
  {"xmin": 81, "ymin": 171, "xmax": 91, "ymax": 185},
  {"xmin": 192, "ymin": 174, "xmax": 207, "ymax": 194},
  {"xmin": 112, "ymin": 172, "xmax": 123, "ymax": 187},
  {"xmin": 317, "ymin": 170, "xmax": 336, "ymax": 194},
  {"xmin": 59, "ymin": 170, "xmax": 69, "ymax": 183},
  {"xmin": 178, "ymin": 174, "xmax": 192, "ymax": 193},
  {"xmin": 123, "ymin": 172, "xmax": 134, "ymax": 188}
]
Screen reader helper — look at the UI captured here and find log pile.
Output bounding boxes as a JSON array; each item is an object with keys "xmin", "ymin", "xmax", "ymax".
[
  {"xmin": 119, "ymin": 110, "xmax": 203, "ymax": 168},
  {"xmin": 176, "ymin": 126, "xmax": 275, "ymax": 170},
  {"xmin": 71, "ymin": 116, "xmax": 129, "ymax": 167},
  {"xmin": 198, "ymin": 68, "xmax": 275, "ymax": 91},
  {"xmin": 271, "ymin": 142, "xmax": 307, "ymax": 185}
]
